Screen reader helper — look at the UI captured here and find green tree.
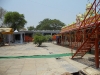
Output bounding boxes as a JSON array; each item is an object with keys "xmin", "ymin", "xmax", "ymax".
[
  {"xmin": 36, "ymin": 18, "xmax": 65, "ymax": 30},
  {"xmin": 45, "ymin": 35, "xmax": 52, "ymax": 42},
  {"xmin": 33, "ymin": 33, "xmax": 47, "ymax": 47},
  {"xmin": 4, "ymin": 11, "xmax": 27, "ymax": 31},
  {"xmin": 27, "ymin": 26, "xmax": 35, "ymax": 31}
]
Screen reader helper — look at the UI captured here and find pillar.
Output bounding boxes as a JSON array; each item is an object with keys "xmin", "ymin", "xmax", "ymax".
[
  {"xmin": 95, "ymin": 27, "xmax": 99, "ymax": 68},
  {"xmin": 74, "ymin": 31, "xmax": 76, "ymax": 47},
  {"xmin": 51, "ymin": 33, "xmax": 52, "ymax": 36},
  {"xmin": 65, "ymin": 33, "xmax": 67, "ymax": 45},
  {"xmin": 20, "ymin": 33, "xmax": 23, "ymax": 44},
  {"xmin": 42, "ymin": 33, "xmax": 44, "ymax": 35},
  {"xmin": 70, "ymin": 32, "xmax": 72, "ymax": 46},
  {"xmin": 8, "ymin": 34, "xmax": 10, "ymax": 45}
]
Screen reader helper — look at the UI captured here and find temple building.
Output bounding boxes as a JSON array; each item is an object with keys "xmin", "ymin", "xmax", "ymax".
[
  {"xmin": 0, "ymin": 29, "xmax": 60, "ymax": 45},
  {"xmin": 55, "ymin": 0, "xmax": 100, "ymax": 68}
]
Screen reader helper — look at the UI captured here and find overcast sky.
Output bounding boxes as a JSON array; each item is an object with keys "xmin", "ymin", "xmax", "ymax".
[{"xmin": 0, "ymin": 0, "xmax": 94, "ymax": 28}]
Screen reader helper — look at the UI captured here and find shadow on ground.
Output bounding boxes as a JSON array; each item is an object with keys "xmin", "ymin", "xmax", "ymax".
[{"xmin": 72, "ymin": 58, "xmax": 100, "ymax": 70}]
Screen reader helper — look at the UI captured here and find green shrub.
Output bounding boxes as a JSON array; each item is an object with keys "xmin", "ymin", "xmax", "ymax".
[
  {"xmin": 33, "ymin": 33, "xmax": 47, "ymax": 46},
  {"xmin": 45, "ymin": 35, "xmax": 52, "ymax": 42}
]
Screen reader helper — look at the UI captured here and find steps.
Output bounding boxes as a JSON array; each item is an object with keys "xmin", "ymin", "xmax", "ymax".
[
  {"xmin": 70, "ymin": 0, "xmax": 100, "ymax": 68},
  {"xmin": 72, "ymin": 37, "xmax": 95, "ymax": 58}
]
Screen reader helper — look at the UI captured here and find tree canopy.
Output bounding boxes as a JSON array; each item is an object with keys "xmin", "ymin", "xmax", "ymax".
[
  {"xmin": 4, "ymin": 11, "xmax": 27, "ymax": 31},
  {"xmin": 36, "ymin": 18, "xmax": 65, "ymax": 30},
  {"xmin": 27, "ymin": 26, "xmax": 35, "ymax": 31}
]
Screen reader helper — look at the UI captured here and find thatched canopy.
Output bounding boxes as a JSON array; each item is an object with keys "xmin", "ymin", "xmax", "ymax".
[{"xmin": 0, "ymin": 28, "xmax": 13, "ymax": 34}]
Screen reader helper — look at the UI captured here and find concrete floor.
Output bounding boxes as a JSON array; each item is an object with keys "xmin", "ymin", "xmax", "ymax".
[{"xmin": 0, "ymin": 42, "xmax": 100, "ymax": 75}]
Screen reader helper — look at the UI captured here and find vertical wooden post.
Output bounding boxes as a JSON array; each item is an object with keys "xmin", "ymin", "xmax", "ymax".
[
  {"xmin": 95, "ymin": 0, "xmax": 99, "ymax": 68},
  {"xmin": 95, "ymin": 27, "xmax": 99, "ymax": 68},
  {"xmin": 76, "ymin": 31, "xmax": 78, "ymax": 48},
  {"xmin": 68, "ymin": 33, "xmax": 70, "ymax": 46},
  {"xmin": 62, "ymin": 33, "xmax": 64, "ymax": 46},
  {"xmin": 70, "ymin": 32, "xmax": 72, "ymax": 47},
  {"xmin": 64, "ymin": 33, "xmax": 65, "ymax": 46},
  {"xmin": 65, "ymin": 33, "xmax": 67, "ymax": 46},
  {"xmin": 77, "ymin": 31, "xmax": 79, "ymax": 48},
  {"xmin": 75, "ymin": 31, "xmax": 76, "ymax": 47},
  {"xmin": 83, "ymin": 29, "xmax": 86, "ymax": 48},
  {"xmin": 61, "ymin": 34, "xmax": 62, "ymax": 45}
]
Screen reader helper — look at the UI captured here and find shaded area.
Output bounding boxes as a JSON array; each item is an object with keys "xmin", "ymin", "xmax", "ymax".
[
  {"xmin": 72, "ymin": 58, "xmax": 100, "ymax": 70},
  {"xmin": 73, "ymin": 58, "xmax": 95, "ymax": 67},
  {"xmin": 0, "ymin": 53, "xmax": 72, "ymax": 59}
]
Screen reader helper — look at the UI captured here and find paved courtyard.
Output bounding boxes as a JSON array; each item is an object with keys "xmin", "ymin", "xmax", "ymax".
[{"xmin": 0, "ymin": 42, "xmax": 100, "ymax": 75}]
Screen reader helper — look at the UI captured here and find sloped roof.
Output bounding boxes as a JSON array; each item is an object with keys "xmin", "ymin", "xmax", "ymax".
[{"xmin": 0, "ymin": 28, "xmax": 13, "ymax": 34}]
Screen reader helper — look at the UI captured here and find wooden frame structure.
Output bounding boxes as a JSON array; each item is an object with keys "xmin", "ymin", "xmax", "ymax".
[{"xmin": 57, "ymin": 0, "xmax": 100, "ymax": 68}]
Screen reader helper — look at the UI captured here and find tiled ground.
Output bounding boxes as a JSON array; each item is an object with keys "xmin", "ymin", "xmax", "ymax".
[
  {"xmin": 0, "ymin": 43, "xmax": 71, "ymax": 56},
  {"xmin": 0, "ymin": 42, "xmax": 100, "ymax": 75}
]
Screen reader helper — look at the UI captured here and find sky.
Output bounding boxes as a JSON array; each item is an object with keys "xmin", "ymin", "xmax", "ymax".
[{"xmin": 0, "ymin": 0, "xmax": 94, "ymax": 28}]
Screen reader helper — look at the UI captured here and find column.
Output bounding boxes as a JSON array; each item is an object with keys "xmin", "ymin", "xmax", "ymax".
[
  {"xmin": 24, "ymin": 33, "xmax": 25, "ymax": 42},
  {"xmin": 20, "ymin": 33, "xmax": 23, "ymax": 44},
  {"xmin": 8, "ymin": 34, "xmax": 10, "ymax": 45},
  {"xmin": 65, "ymin": 33, "xmax": 67, "ymax": 45},
  {"xmin": 74, "ymin": 31, "xmax": 76, "ymax": 47},
  {"xmin": 51, "ymin": 33, "xmax": 52, "ymax": 36},
  {"xmin": 95, "ymin": 27, "xmax": 99, "ymax": 68},
  {"xmin": 42, "ymin": 33, "xmax": 44, "ymax": 35},
  {"xmin": 70, "ymin": 32, "xmax": 72, "ymax": 46}
]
